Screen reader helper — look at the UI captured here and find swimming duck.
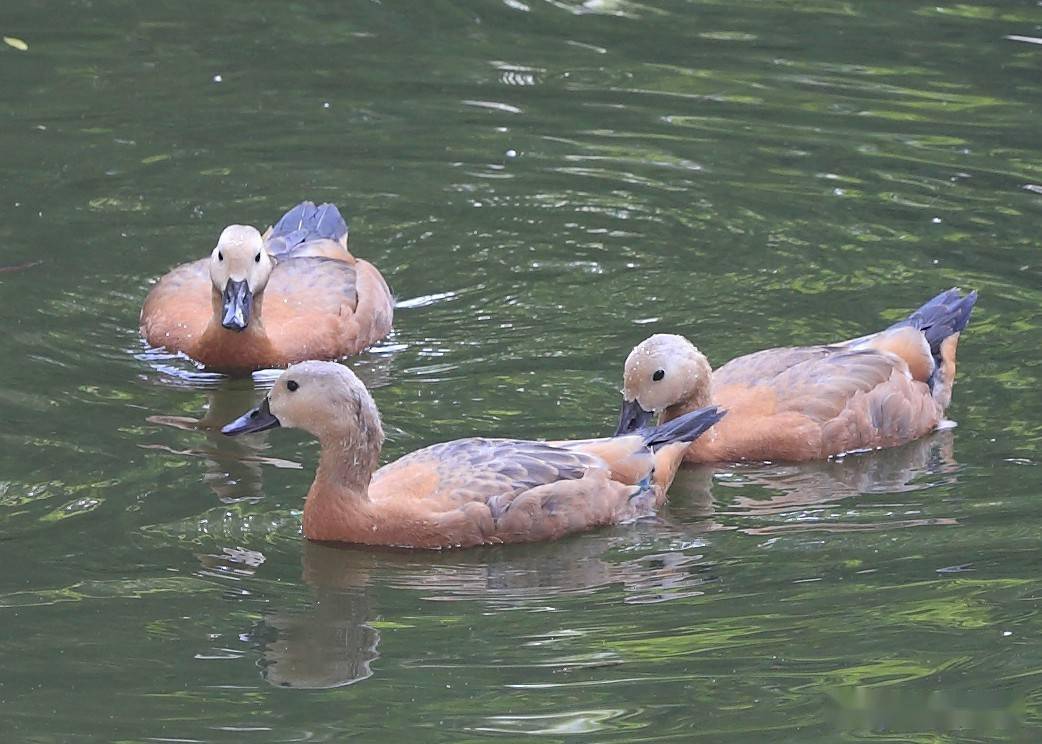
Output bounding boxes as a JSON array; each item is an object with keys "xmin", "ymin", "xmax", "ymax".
[
  {"xmin": 615, "ymin": 288, "xmax": 977, "ymax": 462},
  {"xmin": 221, "ymin": 361, "xmax": 725, "ymax": 549},
  {"xmin": 140, "ymin": 202, "xmax": 393, "ymax": 374}
]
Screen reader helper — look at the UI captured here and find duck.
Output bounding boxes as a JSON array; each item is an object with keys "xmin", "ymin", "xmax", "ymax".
[
  {"xmin": 221, "ymin": 361, "xmax": 726, "ymax": 549},
  {"xmin": 615, "ymin": 288, "xmax": 977, "ymax": 462},
  {"xmin": 140, "ymin": 202, "xmax": 393, "ymax": 374}
]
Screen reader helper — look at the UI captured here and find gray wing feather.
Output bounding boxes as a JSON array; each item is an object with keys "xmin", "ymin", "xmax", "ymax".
[
  {"xmin": 267, "ymin": 202, "xmax": 349, "ymax": 258},
  {"xmin": 391, "ymin": 438, "xmax": 601, "ymax": 518}
]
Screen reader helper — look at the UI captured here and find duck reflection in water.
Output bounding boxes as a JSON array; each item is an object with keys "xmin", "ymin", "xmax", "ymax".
[
  {"xmin": 193, "ymin": 398, "xmax": 958, "ymax": 689},
  {"xmin": 238, "ymin": 532, "xmax": 722, "ymax": 689},
  {"xmin": 256, "ymin": 545, "xmax": 380, "ymax": 689},
  {"xmin": 664, "ymin": 428, "xmax": 959, "ymax": 533}
]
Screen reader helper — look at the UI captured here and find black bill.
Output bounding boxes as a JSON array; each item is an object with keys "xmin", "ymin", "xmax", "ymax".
[
  {"xmin": 614, "ymin": 398, "xmax": 654, "ymax": 436},
  {"xmin": 221, "ymin": 278, "xmax": 253, "ymax": 331},
  {"xmin": 221, "ymin": 397, "xmax": 280, "ymax": 436}
]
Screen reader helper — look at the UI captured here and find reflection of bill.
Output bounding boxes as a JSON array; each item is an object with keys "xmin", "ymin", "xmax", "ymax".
[
  {"xmin": 140, "ymin": 349, "xmax": 399, "ymax": 503},
  {"xmin": 144, "ymin": 385, "xmax": 299, "ymax": 504}
]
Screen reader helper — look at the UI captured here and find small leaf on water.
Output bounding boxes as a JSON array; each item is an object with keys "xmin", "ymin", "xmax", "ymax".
[{"xmin": 3, "ymin": 36, "xmax": 29, "ymax": 51}]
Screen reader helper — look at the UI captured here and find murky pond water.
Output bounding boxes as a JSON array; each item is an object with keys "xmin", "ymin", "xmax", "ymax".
[{"xmin": 3, "ymin": 0, "xmax": 1042, "ymax": 740}]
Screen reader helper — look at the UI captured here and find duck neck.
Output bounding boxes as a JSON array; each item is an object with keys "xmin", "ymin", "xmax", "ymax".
[
  {"xmin": 660, "ymin": 375, "xmax": 713, "ymax": 425},
  {"xmin": 199, "ymin": 290, "xmax": 275, "ymax": 371},
  {"xmin": 315, "ymin": 435, "xmax": 375, "ymax": 496},
  {"xmin": 303, "ymin": 426, "xmax": 383, "ymax": 542}
]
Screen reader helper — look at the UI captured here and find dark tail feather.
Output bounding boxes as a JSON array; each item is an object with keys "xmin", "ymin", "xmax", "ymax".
[
  {"xmin": 268, "ymin": 201, "xmax": 349, "ymax": 252},
  {"xmin": 893, "ymin": 287, "xmax": 977, "ymax": 366},
  {"xmin": 640, "ymin": 406, "xmax": 726, "ymax": 452}
]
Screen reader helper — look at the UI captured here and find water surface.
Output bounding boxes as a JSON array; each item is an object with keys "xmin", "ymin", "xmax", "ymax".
[{"xmin": 2, "ymin": 0, "xmax": 1042, "ymax": 740}]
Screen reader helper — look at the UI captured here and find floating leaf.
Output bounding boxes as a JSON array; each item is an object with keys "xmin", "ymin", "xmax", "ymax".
[
  {"xmin": 0, "ymin": 260, "xmax": 42, "ymax": 274},
  {"xmin": 0, "ymin": 577, "xmax": 220, "ymax": 607},
  {"xmin": 367, "ymin": 620, "xmax": 415, "ymax": 630},
  {"xmin": 3, "ymin": 36, "xmax": 28, "ymax": 51},
  {"xmin": 88, "ymin": 196, "xmax": 146, "ymax": 212},
  {"xmin": 40, "ymin": 496, "xmax": 103, "ymax": 522}
]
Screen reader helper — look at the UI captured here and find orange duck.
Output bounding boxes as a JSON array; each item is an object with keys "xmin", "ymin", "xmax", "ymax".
[
  {"xmin": 222, "ymin": 361, "xmax": 725, "ymax": 548},
  {"xmin": 140, "ymin": 202, "xmax": 393, "ymax": 374},
  {"xmin": 615, "ymin": 288, "xmax": 977, "ymax": 462}
]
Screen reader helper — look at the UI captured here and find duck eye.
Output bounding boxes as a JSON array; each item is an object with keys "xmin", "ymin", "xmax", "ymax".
[
  {"xmin": 652, "ymin": 369, "xmax": 665, "ymax": 382},
  {"xmin": 286, "ymin": 380, "xmax": 299, "ymax": 392},
  {"xmin": 254, "ymin": 253, "xmax": 261, "ymax": 263},
  {"xmin": 218, "ymin": 251, "xmax": 224, "ymax": 261}
]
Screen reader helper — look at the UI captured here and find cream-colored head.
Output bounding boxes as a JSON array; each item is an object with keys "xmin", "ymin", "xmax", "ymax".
[
  {"xmin": 208, "ymin": 224, "xmax": 274, "ymax": 331},
  {"xmin": 270, "ymin": 362, "xmax": 381, "ymax": 440},
  {"xmin": 222, "ymin": 361, "xmax": 385, "ymax": 478},
  {"xmin": 615, "ymin": 334, "xmax": 713, "ymax": 435}
]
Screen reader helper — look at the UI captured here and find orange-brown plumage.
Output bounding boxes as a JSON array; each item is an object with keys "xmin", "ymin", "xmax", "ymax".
[
  {"xmin": 222, "ymin": 361, "xmax": 725, "ymax": 549},
  {"xmin": 617, "ymin": 288, "xmax": 976, "ymax": 463},
  {"xmin": 140, "ymin": 202, "xmax": 392, "ymax": 374}
]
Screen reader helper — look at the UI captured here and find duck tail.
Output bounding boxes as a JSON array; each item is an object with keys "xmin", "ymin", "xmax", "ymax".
[
  {"xmin": 895, "ymin": 288, "xmax": 977, "ymax": 366},
  {"xmin": 893, "ymin": 288, "xmax": 977, "ymax": 409},
  {"xmin": 638, "ymin": 406, "xmax": 724, "ymax": 504},
  {"xmin": 641, "ymin": 405, "xmax": 726, "ymax": 452},
  {"xmin": 268, "ymin": 201, "xmax": 349, "ymax": 254}
]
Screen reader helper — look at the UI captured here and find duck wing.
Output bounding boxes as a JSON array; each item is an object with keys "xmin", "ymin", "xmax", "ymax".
[
  {"xmin": 713, "ymin": 346, "xmax": 834, "ymax": 388},
  {"xmin": 264, "ymin": 257, "xmax": 358, "ymax": 316},
  {"xmin": 369, "ymin": 437, "xmax": 646, "ymax": 546},
  {"xmin": 366, "ymin": 405, "xmax": 723, "ymax": 547},
  {"xmin": 370, "ymin": 437, "xmax": 603, "ymax": 512},
  {"xmin": 699, "ymin": 345, "xmax": 938, "ymax": 460},
  {"xmin": 715, "ymin": 345, "xmax": 906, "ymax": 419},
  {"xmin": 140, "ymin": 258, "xmax": 211, "ymax": 351},
  {"xmin": 259, "ymin": 257, "xmax": 365, "ymax": 362}
]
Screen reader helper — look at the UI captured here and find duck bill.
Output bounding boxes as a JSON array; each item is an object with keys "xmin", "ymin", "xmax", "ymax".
[
  {"xmin": 221, "ymin": 279, "xmax": 253, "ymax": 331},
  {"xmin": 222, "ymin": 398, "xmax": 281, "ymax": 436},
  {"xmin": 614, "ymin": 398, "xmax": 654, "ymax": 436}
]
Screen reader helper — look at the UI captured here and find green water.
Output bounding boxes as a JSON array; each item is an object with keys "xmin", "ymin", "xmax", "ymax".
[{"xmin": 2, "ymin": 0, "xmax": 1041, "ymax": 740}]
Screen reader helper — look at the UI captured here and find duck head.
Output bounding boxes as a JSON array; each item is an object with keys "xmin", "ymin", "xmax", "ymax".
[
  {"xmin": 209, "ymin": 225, "xmax": 274, "ymax": 332},
  {"xmin": 222, "ymin": 361, "xmax": 384, "ymax": 461},
  {"xmin": 616, "ymin": 333, "xmax": 713, "ymax": 436}
]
